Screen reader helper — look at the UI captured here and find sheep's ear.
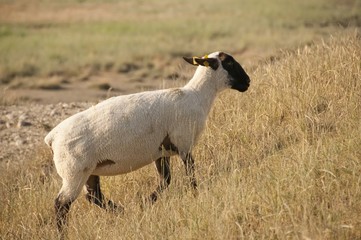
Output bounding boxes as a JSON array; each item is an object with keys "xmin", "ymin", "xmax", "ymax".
[
  {"xmin": 194, "ymin": 58, "xmax": 219, "ymax": 70},
  {"xmin": 183, "ymin": 57, "xmax": 199, "ymax": 66},
  {"xmin": 183, "ymin": 57, "xmax": 219, "ymax": 70}
]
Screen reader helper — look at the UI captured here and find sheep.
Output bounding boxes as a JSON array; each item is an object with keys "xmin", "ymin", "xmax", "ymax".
[{"xmin": 44, "ymin": 51, "xmax": 250, "ymax": 233}]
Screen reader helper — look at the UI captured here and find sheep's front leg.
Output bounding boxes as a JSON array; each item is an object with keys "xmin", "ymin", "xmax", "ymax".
[
  {"xmin": 86, "ymin": 175, "xmax": 122, "ymax": 212},
  {"xmin": 149, "ymin": 157, "xmax": 171, "ymax": 203},
  {"xmin": 180, "ymin": 152, "xmax": 198, "ymax": 190}
]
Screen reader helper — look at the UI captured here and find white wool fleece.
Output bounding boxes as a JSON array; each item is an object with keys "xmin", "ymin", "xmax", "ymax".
[
  {"xmin": 46, "ymin": 88, "xmax": 210, "ymax": 178},
  {"xmin": 45, "ymin": 51, "xmax": 235, "ymax": 180}
]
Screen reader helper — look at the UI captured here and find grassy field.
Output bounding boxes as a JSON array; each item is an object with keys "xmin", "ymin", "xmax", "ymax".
[
  {"xmin": 0, "ymin": 0, "xmax": 361, "ymax": 239},
  {"xmin": 0, "ymin": 0, "xmax": 360, "ymax": 90},
  {"xmin": 1, "ymin": 31, "xmax": 361, "ymax": 240}
]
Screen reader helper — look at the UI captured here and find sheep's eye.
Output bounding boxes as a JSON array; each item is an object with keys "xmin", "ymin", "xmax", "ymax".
[{"xmin": 227, "ymin": 61, "xmax": 234, "ymax": 68}]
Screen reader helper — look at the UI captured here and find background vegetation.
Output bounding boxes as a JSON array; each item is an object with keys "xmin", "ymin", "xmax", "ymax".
[
  {"xmin": 0, "ymin": 0, "xmax": 360, "ymax": 92},
  {"xmin": 0, "ymin": 0, "xmax": 360, "ymax": 239}
]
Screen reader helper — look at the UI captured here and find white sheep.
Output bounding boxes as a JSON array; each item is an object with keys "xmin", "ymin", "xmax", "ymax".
[{"xmin": 45, "ymin": 51, "xmax": 250, "ymax": 233}]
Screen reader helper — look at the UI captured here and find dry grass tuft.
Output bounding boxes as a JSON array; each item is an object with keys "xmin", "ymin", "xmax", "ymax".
[{"xmin": 1, "ymin": 32, "xmax": 360, "ymax": 239}]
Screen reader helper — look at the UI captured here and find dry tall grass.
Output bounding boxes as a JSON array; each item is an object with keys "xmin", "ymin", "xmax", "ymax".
[{"xmin": 0, "ymin": 32, "xmax": 360, "ymax": 239}]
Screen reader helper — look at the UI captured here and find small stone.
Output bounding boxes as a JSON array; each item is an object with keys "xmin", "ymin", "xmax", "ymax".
[
  {"xmin": 62, "ymin": 103, "xmax": 69, "ymax": 108},
  {"xmin": 15, "ymin": 138, "xmax": 26, "ymax": 146},
  {"xmin": 17, "ymin": 114, "xmax": 31, "ymax": 128},
  {"xmin": 50, "ymin": 109, "xmax": 58, "ymax": 116},
  {"xmin": 17, "ymin": 120, "xmax": 32, "ymax": 128},
  {"xmin": 19, "ymin": 114, "xmax": 27, "ymax": 121},
  {"xmin": 6, "ymin": 113, "xmax": 15, "ymax": 122}
]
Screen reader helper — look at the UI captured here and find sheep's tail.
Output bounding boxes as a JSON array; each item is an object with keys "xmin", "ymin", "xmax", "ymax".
[{"xmin": 44, "ymin": 131, "xmax": 55, "ymax": 148}]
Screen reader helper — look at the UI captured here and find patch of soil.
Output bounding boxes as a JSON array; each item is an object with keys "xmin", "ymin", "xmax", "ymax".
[
  {"xmin": 0, "ymin": 102, "xmax": 92, "ymax": 162},
  {"xmin": 1, "ymin": 72, "xmax": 180, "ymax": 104}
]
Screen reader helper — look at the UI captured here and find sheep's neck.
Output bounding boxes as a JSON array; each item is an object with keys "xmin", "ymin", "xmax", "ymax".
[{"xmin": 184, "ymin": 68, "xmax": 219, "ymax": 115}]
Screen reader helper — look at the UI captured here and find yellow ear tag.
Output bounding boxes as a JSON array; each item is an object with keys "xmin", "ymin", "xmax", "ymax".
[
  {"xmin": 192, "ymin": 56, "xmax": 198, "ymax": 65},
  {"xmin": 203, "ymin": 54, "xmax": 209, "ymax": 59},
  {"xmin": 203, "ymin": 61, "xmax": 209, "ymax": 67}
]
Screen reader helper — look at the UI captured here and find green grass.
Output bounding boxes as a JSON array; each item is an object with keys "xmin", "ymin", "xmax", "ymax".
[{"xmin": 0, "ymin": 0, "xmax": 360, "ymax": 83}]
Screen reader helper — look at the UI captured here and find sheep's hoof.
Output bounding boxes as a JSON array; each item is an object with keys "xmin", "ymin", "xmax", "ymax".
[
  {"xmin": 148, "ymin": 192, "xmax": 159, "ymax": 204},
  {"xmin": 137, "ymin": 192, "xmax": 159, "ymax": 211},
  {"xmin": 106, "ymin": 200, "xmax": 124, "ymax": 214},
  {"xmin": 192, "ymin": 188, "xmax": 199, "ymax": 198}
]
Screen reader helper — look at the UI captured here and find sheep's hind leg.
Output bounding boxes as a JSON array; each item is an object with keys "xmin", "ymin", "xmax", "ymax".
[
  {"xmin": 55, "ymin": 194, "xmax": 72, "ymax": 235},
  {"xmin": 86, "ymin": 175, "xmax": 122, "ymax": 212},
  {"xmin": 55, "ymin": 175, "xmax": 88, "ymax": 235},
  {"xmin": 149, "ymin": 157, "xmax": 171, "ymax": 203}
]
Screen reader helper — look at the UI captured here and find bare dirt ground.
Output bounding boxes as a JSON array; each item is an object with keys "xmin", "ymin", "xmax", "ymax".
[
  {"xmin": 0, "ymin": 102, "xmax": 92, "ymax": 162},
  {"xmin": 2, "ymin": 72, "xmax": 163, "ymax": 104}
]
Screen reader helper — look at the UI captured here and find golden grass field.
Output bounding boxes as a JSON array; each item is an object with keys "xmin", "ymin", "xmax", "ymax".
[{"xmin": 0, "ymin": 0, "xmax": 361, "ymax": 239}]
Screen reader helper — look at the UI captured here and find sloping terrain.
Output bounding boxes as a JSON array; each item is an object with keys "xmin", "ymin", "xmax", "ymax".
[{"xmin": 0, "ymin": 32, "xmax": 360, "ymax": 239}]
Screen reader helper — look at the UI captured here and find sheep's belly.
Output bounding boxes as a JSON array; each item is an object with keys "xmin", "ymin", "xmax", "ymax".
[
  {"xmin": 92, "ymin": 157, "xmax": 152, "ymax": 176},
  {"xmin": 92, "ymin": 151, "xmax": 176, "ymax": 176}
]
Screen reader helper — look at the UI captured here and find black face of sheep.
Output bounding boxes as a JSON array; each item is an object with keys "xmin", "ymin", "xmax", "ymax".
[
  {"xmin": 183, "ymin": 52, "xmax": 250, "ymax": 92},
  {"xmin": 218, "ymin": 52, "xmax": 250, "ymax": 92}
]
